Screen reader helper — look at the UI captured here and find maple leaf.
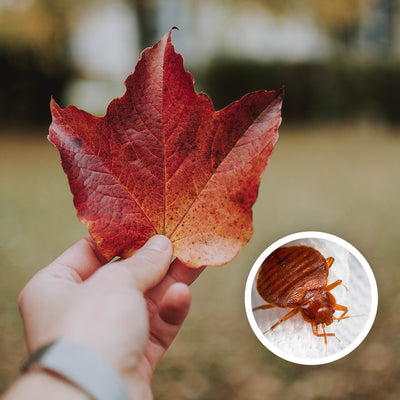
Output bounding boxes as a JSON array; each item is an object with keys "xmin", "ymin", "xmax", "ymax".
[{"xmin": 49, "ymin": 31, "xmax": 283, "ymax": 268}]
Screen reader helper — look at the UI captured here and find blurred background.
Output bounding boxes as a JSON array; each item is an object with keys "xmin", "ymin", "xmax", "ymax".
[{"xmin": 1, "ymin": 0, "xmax": 399, "ymax": 398}]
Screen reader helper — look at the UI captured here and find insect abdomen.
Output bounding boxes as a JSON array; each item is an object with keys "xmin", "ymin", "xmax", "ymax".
[{"xmin": 256, "ymin": 246, "xmax": 329, "ymax": 307}]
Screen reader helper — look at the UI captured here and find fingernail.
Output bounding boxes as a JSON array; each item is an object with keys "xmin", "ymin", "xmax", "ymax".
[{"xmin": 144, "ymin": 235, "xmax": 170, "ymax": 251}]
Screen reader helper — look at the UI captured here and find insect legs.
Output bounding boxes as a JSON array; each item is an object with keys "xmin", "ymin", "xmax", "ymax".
[
  {"xmin": 252, "ymin": 304, "xmax": 275, "ymax": 312},
  {"xmin": 252, "ymin": 303, "xmax": 302, "ymax": 334},
  {"xmin": 333, "ymin": 303, "xmax": 349, "ymax": 321},
  {"xmin": 312, "ymin": 323, "xmax": 339, "ymax": 343},
  {"xmin": 326, "ymin": 257, "xmax": 335, "ymax": 268},
  {"xmin": 326, "ymin": 279, "xmax": 348, "ymax": 292}
]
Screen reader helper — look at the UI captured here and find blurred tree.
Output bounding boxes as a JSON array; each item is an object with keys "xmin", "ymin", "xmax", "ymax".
[
  {"xmin": 0, "ymin": 0, "xmax": 82, "ymax": 123},
  {"xmin": 0, "ymin": 0, "xmax": 162, "ymax": 72},
  {"xmin": 358, "ymin": 0, "xmax": 398, "ymax": 58},
  {"xmin": 234, "ymin": 0, "xmax": 398, "ymax": 57},
  {"xmin": 237, "ymin": 0, "xmax": 362, "ymax": 30},
  {"xmin": 127, "ymin": 0, "xmax": 159, "ymax": 50},
  {"xmin": 232, "ymin": 0, "xmax": 363, "ymax": 51},
  {"xmin": 0, "ymin": 0, "xmax": 86, "ymax": 71},
  {"xmin": 0, "ymin": 0, "xmax": 134, "ymax": 124}
]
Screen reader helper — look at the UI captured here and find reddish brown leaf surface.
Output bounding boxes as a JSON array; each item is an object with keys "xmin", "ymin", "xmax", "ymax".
[{"xmin": 49, "ymin": 31, "xmax": 283, "ymax": 267}]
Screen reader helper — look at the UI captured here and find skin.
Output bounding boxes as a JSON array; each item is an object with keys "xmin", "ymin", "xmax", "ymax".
[{"xmin": 2, "ymin": 235, "xmax": 204, "ymax": 400}]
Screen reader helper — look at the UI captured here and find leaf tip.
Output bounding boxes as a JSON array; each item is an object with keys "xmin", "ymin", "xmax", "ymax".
[
  {"xmin": 49, "ymin": 97, "xmax": 61, "ymax": 114},
  {"xmin": 165, "ymin": 26, "xmax": 179, "ymax": 45},
  {"xmin": 167, "ymin": 26, "xmax": 179, "ymax": 44},
  {"xmin": 278, "ymin": 85, "xmax": 285, "ymax": 100}
]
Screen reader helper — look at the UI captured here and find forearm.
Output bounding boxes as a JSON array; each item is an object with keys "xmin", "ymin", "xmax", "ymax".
[{"xmin": 2, "ymin": 369, "xmax": 90, "ymax": 400}]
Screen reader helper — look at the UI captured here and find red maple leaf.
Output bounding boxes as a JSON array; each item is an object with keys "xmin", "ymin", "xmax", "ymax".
[{"xmin": 49, "ymin": 31, "xmax": 283, "ymax": 267}]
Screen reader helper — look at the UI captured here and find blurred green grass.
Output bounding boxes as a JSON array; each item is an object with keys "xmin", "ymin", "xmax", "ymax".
[{"xmin": 1, "ymin": 123, "xmax": 399, "ymax": 399}]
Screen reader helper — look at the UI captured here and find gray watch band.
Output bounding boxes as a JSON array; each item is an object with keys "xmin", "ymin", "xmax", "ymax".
[{"xmin": 21, "ymin": 338, "xmax": 130, "ymax": 400}]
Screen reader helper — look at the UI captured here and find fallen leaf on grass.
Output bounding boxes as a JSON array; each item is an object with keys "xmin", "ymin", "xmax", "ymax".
[{"xmin": 49, "ymin": 31, "xmax": 283, "ymax": 267}]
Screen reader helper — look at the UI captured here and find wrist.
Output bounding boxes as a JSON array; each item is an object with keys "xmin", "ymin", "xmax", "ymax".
[
  {"xmin": 20, "ymin": 339, "xmax": 132, "ymax": 400},
  {"xmin": 4, "ymin": 369, "xmax": 90, "ymax": 400}
]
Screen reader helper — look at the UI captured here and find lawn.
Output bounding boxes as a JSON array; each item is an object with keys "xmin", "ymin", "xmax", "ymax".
[{"xmin": 1, "ymin": 122, "xmax": 399, "ymax": 399}]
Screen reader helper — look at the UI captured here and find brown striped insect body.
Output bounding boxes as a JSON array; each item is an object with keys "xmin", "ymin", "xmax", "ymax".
[{"xmin": 253, "ymin": 245, "xmax": 349, "ymax": 345}]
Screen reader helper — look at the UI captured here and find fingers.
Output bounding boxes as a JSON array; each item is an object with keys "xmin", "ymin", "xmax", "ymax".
[
  {"xmin": 118, "ymin": 235, "xmax": 173, "ymax": 292},
  {"xmin": 145, "ymin": 258, "xmax": 205, "ymax": 308},
  {"xmin": 18, "ymin": 237, "xmax": 106, "ymax": 313},
  {"xmin": 159, "ymin": 283, "xmax": 191, "ymax": 326},
  {"xmin": 48, "ymin": 236, "xmax": 107, "ymax": 282},
  {"xmin": 169, "ymin": 258, "xmax": 206, "ymax": 286},
  {"xmin": 42, "ymin": 235, "xmax": 177, "ymax": 295},
  {"xmin": 144, "ymin": 283, "xmax": 192, "ymax": 372}
]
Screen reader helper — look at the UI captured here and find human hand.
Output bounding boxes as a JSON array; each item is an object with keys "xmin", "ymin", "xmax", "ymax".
[{"xmin": 17, "ymin": 235, "xmax": 204, "ymax": 399}]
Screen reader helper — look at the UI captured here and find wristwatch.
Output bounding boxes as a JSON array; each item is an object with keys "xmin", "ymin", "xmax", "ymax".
[{"xmin": 21, "ymin": 338, "xmax": 130, "ymax": 400}]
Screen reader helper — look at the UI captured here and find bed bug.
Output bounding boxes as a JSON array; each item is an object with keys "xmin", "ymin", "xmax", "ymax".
[{"xmin": 253, "ymin": 245, "xmax": 349, "ymax": 346}]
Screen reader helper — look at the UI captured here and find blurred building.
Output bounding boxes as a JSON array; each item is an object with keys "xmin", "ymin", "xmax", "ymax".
[
  {"xmin": 67, "ymin": 0, "xmax": 333, "ymax": 113},
  {"xmin": 1, "ymin": 0, "xmax": 399, "ymax": 124}
]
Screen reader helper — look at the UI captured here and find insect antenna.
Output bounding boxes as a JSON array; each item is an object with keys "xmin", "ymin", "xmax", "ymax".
[
  {"xmin": 333, "ymin": 313, "xmax": 367, "ymax": 322},
  {"xmin": 333, "ymin": 304, "xmax": 367, "ymax": 322}
]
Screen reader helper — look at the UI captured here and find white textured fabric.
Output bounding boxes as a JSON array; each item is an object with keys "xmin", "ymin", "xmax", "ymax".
[{"xmin": 251, "ymin": 238, "xmax": 372, "ymax": 359}]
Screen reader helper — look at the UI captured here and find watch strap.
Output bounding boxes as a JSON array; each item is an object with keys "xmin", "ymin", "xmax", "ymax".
[{"xmin": 21, "ymin": 338, "xmax": 130, "ymax": 400}]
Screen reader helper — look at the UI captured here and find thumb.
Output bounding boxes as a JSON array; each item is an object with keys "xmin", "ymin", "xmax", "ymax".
[{"xmin": 118, "ymin": 235, "xmax": 173, "ymax": 292}]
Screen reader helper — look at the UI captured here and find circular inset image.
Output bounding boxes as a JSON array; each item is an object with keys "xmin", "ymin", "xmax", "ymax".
[{"xmin": 245, "ymin": 232, "xmax": 378, "ymax": 365}]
